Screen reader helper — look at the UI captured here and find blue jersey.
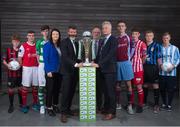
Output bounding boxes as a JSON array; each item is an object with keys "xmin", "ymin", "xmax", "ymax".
[
  {"xmin": 145, "ymin": 42, "xmax": 161, "ymax": 65},
  {"xmin": 159, "ymin": 43, "xmax": 180, "ymax": 76}
]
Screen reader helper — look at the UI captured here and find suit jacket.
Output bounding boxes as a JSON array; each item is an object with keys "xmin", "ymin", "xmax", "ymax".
[
  {"xmin": 94, "ymin": 39, "xmax": 104, "ymax": 63},
  {"xmin": 60, "ymin": 37, "xmax": 79, "ymax": 74},
  {"xmin": 98, "ymin": 35, "xmax": 117, "ymax": 73}
]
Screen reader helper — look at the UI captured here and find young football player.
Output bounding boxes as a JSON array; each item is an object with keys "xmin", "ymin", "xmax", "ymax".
[
  {"xmin": 18, "ymin": 30, "xmax": 39, "ymax": 113},
  {"xmin": 3, "ymin": 34, "xmax": 22, "ymax": 113}
]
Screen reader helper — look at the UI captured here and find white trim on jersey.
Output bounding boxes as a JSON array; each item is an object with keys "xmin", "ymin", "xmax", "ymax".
[{"xmin": 18, "ymin": 45, "xmax": 25, "ymax": 57}]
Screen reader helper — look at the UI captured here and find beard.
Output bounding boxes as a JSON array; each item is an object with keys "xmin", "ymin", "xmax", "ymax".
[{"xmin": 69, "ymin": 36, "xmax": 76, "ymax": 40}]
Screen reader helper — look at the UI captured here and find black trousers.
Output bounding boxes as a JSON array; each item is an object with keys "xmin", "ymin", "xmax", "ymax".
[
  {"xmin": 46, "ymin": 73, "xmax": 62, "ymax": 108},
  {"xmin": 60, "ymin": 72, "xmax": 78, "ymax": 114},
  {"xmin": 102, "ymin": 72, "xmax": 116, "ymax": 114},
  {"xmin": 96, "ymin": 69, "xmax": 103, "ymax": 110},
  {"xmin": 159, "ymin": 76, "xmax": 177, "ymax": 106}
]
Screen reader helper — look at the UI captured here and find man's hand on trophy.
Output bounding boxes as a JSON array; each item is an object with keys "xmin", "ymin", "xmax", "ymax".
[
  {"xmin": 78, "ymin": 63, "xmax": 83, "ymax": 67},
  {"xmin": 91, "ymin": 63, "xmax": 99, "ymax": 68},
  {"xmin": 74, "ymin": 63, "xmax": 83, "ymax": 68}
]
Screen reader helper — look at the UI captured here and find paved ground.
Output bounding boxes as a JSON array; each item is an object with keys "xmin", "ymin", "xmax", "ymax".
[{"xmin": 0, "ymin": 91, "xmax": 179, "ymax": 126}]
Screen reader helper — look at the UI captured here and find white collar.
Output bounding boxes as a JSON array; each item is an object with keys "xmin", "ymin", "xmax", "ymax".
[
  {"xmin": 163, "ymin": 43, "xmax": 171, "ymax": 48},
  {"xmin": 119, "ymin": 33, "xmax": 127, "ymax": 38},
  {"xmin": 27, "ymin": 41, "xmax": 35, "ymax": 46},
  {"xmin": 105, "ymin": 34, "xmax": 111, "ymax": 40},
  {"xmin": 147, "ymin": 41, "xmax": 153, "ymax": 46},
  {"xmin": 93, "ymin": 39, "xmax": 100, "ymax": 42}
]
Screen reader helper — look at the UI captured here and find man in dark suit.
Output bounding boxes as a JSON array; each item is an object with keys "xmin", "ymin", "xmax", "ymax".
[
  {"xmin": 60, "ymin": 26, "xmax": 82, "ymax": 123},
  {"xmin": 91, "ymin": 26, "xmax": 104, "ymax": 113},
  {"xmin": 92, "ymin": 21, "xmax": 117, "ymax": 120}
]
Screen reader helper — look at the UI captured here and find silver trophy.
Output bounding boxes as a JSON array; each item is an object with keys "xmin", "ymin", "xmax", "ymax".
[
  {"xmin": 78, "ymin": 31, "xmax": 94, "ymax": 66},
  {"xmin": 8, "ymin": 58, "xmax": 21, "ymax": 71}
]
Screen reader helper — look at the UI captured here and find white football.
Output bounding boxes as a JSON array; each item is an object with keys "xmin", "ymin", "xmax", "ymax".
[
  {"xmin": 8, "ymin": 60, "xmax": 20, "ymax": 71},
  {"xmin": 162, "ymin": 62, "xmax": 173, "ymax": 72}
]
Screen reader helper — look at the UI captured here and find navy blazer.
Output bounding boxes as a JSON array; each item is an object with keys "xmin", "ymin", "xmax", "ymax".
[{"xmin": 98, "ymin": 35, "xmax": 117, "ymax": 73}]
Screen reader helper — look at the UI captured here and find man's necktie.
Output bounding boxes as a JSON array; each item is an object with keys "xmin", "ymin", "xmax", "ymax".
[
  {"xmin": 99, "ymin": 38, "xmax": 106, "ymax": 55},
  {"xmin": 72, "ymin": 40, "xmax": 76, "ymax": 55},
  {"xmin": 95, "ymin": 40, "xmax": 99, "ymax": 56}
]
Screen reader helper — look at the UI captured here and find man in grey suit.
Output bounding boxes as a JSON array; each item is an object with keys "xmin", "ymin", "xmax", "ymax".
[
  {"xmin": 92, "ymin": 21, "xmax": 117, "ymax": 120},
  {"xmin": 91, "ymin": 26, "xmax": 104, "ymax": 113}
]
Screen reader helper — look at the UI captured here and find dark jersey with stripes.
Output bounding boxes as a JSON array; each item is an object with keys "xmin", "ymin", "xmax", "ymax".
[
  {"xmin": 145, "ymin": 42, "xmax": 161, "ymax": 65},
  {"xmin": 3, "ymin": 47, "xmax": 22, "ymax": 78}
]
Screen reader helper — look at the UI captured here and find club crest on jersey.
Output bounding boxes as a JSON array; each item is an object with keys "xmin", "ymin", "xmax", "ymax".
[{"xmin": 151, "ymin": 47, "xmax": 154, "ymax": 52}]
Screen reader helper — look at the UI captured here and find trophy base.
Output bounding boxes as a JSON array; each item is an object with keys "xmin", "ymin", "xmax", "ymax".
[{"xmin": 83, "ymin": 62, "xmax": 92, "ymax": 67}]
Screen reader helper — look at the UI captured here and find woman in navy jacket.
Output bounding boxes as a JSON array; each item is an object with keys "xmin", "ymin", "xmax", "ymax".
[{"xmin": 43, "ymin": 28, "xmax": 62, "ymax": 116}]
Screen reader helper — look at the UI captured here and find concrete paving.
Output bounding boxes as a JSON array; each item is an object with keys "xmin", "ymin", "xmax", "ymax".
[{"xmin": 0, "ymin": 92, "xmax": 179, "ymax": 126}]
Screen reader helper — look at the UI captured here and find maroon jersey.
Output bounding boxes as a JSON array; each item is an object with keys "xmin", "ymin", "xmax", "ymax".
[
  {"xmin": 117, "ymin": 34, "xmax": 131, "ymax": 61},
  {"xmin": 3, "ymin": 47, "xmax": 22, "ymax": 78}
]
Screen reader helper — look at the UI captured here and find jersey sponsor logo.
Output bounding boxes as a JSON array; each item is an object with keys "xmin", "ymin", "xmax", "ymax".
[
  {"xmin": 151, "ymin": 47, "xmax": 154, "ymax": 52},
  {"xmin": 118, "ymin": 43, "xmax": 128, "ymax": 47}
]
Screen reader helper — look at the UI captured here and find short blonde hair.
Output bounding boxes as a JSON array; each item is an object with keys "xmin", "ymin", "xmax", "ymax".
[{"xmin": 102, "ymin": 21, "xmax": 112, "ymax": 29}]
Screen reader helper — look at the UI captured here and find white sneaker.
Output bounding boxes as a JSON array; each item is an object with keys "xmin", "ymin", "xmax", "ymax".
[
  {"xmin": 116, "ymin": 104, "xmax": 122, "ymax": 110},
  {"xmin": 127, "ymin": 105, "xmax": 134, "ymax": 115},
  {"xmin": 40, "ymin": 106, "xmax": 45, "ymax": 114}
]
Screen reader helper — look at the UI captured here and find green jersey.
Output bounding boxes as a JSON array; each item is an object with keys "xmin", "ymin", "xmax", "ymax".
[{"xmin": 36, "ymin": 38, "xmax": 48, "ymax": 63}]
